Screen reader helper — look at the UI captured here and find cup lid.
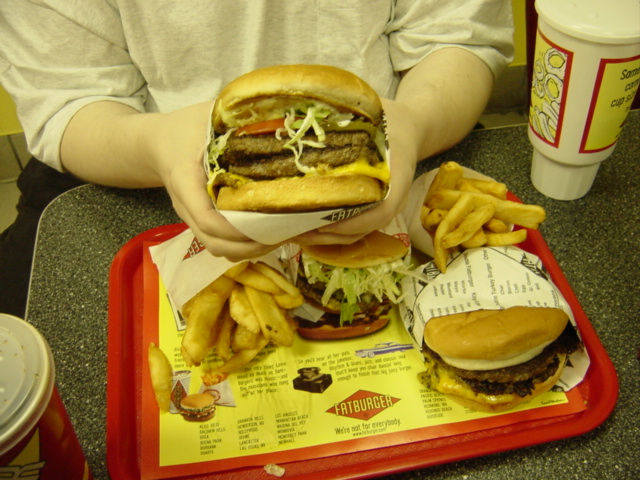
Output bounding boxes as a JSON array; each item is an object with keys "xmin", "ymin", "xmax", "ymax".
[
  {"xmin": 0, "ymin": 314, "xmax": 54, "ymax": 455},
  {"xmin": 530, "ymin": 150, "xmax": 601, "ymax": 201},
  {"xmin": 536, "ymin": 0, "xmax": 640, "ymax": 44}
]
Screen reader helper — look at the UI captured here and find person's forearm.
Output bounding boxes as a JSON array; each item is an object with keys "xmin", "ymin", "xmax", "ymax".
[
  {"xmin": 60, "ymin": 101, "xmax": 166, "ymax": 187},
  {"xmin": 395, "ymin": 47, "xmax": 494, "ymax": 160}
]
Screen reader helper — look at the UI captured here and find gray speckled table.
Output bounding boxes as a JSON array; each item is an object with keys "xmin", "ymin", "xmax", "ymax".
[{"xmin": 26, "ymin": 111, "xmax": 639, "ymax": 479}]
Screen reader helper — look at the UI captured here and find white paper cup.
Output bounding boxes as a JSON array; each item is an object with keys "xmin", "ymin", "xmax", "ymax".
[{"xmin": 528, "ymin": 0, "xmax": 640, "ymax": 200}]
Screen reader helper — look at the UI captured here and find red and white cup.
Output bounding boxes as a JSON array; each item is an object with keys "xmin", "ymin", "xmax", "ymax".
[
  {"xmin": 528, "ymin": 0, "xmax": 640, "ymax": 200},
  {"xmin": 0, "ymin": 313, "xmax": 92, "ymax": 479}
]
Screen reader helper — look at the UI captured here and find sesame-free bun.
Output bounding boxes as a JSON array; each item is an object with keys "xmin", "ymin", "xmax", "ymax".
[
  {"xmin": 301, "ymin": 230, "xmax": 408, "ymax": 269},
  {"xmin": 213, "ymin": 64, "xmax": 383, "ymax": 131},
  {"xmin": 424, "ymin": 307, "xmax": 569, "ymax": 370},
  {"xmin": 215, "ymin": 174, "xmax": 385, "ymax": 213}
]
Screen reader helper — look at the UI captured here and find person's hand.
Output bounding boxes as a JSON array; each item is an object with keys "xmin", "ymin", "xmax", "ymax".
[
  {"xmin": 294, "ymin": 97, "xmax": 420, "ymax": 245},
  {"xmin": 151, "ymin": 102, "xmax": 281, "ymax": 261}
]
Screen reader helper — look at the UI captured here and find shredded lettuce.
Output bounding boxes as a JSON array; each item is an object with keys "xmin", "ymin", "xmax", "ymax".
[{"xmin": 302, "ymin": 253, "xmax": 416, "ymax": 325}]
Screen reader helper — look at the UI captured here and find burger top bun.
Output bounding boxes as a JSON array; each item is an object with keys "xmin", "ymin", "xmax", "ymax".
[
  {"xmin": 301, "ymin": 230, "xmax": 408, "ymax": 269},
  {"xmin": 213, "ymin": 64, "xmax": 383, "ymax": 131},
  {"xmin": 424, "ymin": 307, "xmax": 570, "ymax": 370},
  {"xmin": 180, "ymin": 392, "xmax": 215, "ymax": 410}
]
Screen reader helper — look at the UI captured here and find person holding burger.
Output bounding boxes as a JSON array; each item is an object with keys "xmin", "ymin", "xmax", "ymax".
[{"xmin": 0, "ymin": 1, "xmax": 514, "ymax": 316}]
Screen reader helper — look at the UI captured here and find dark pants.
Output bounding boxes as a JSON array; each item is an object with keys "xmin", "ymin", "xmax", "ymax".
[{"xmin": 0, "ymin": 158, "xmax": 84, "ymax": 317}]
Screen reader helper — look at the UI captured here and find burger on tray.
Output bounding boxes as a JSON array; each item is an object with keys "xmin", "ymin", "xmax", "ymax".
[
  {"xmin": 206, "ymin": 64, "xmax": 389, "ymax": 214},
  {"xmin": 294, "ymin": 230, "xmax": 410, "ymax": 340},
  {"xmin": 421, "ymin": 306, "xmax": 582, "ymax": 412},
  {"xmin": 400, "ymin": 245, "xmax": 588, "ymax": 413}
]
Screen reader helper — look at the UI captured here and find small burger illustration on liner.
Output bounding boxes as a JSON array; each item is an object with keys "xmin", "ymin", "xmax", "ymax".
[{"xmin": 178, "ymin": 393, "xmax": 216, "ymax": 422}]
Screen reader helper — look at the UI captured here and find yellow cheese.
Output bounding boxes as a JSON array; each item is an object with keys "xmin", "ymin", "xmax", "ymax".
[
  {"xmin": 423, "ymin": 359, "xmax": 517, "ymax": 405},
  {"xmin": 318, "ymin": 157, "xmax": 390, "ymax": 183}
]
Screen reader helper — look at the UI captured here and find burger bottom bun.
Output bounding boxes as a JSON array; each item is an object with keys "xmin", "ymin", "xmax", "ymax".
[
  {"xmin": 444, "ymin": 355, "xmax": 567, "ymax": 413},
  {"xmin": 296, "ymin": 315, "xmax": 389, "ymax": 340},
  {"xmin": 215, "ymin": 174, "xmax": 385, "ymax": 213}
]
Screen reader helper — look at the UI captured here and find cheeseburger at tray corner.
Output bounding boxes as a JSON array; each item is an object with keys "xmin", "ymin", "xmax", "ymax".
[{"xmin": 205, "ymin": 64, "xmax": 390, "ymax": 216}]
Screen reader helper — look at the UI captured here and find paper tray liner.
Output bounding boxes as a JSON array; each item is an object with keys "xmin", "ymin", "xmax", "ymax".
[{"xmin": 106, "ymin": 213, "xmax": 618, "ymax": 479}]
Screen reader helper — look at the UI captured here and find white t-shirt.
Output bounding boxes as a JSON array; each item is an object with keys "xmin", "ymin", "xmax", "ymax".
[{"xmin": 0, "ymin": 0, "xmax": 514, "ymax": 170}]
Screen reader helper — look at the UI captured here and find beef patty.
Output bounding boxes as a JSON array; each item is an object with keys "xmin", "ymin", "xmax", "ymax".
[{"xmin": 219, "ymin": 130, "xmax": 379, "ymax": 179}]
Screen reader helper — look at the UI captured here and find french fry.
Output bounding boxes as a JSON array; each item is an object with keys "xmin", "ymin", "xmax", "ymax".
[
  {"xmin": 232, "ymin": 324, "xmax": 267, "ymax": 352},
  {"xmin": 442, "ymin": 203, "xmax": 495, "ymax": 249},
  {"xmin": 484, "ymin": 217, "xmax": 511, "ymax": 233},
  {"xmin": 215, "ymin": 305, "xmax": 235, "ymax": 361},
  {"xmin": 229, "ymin": 284, "xmax": 261, "ymax": 334},
  {"xmin": 485, "ymin": 229, "xmax": 528, "ymax": 246},
  {"xmin": 218, "ymin": 345, "xmax": 267, "ymax": 374},
  {"xmin": 464, "ymin": 177, "xmax": 508, "ymax": 199},
  {"xmin": 421, "ymin": 162, "xmax": 546, "ymax": 273},
  {"xmin": 244, "ymin": 285, "xmax": 295, "ymax": 347},
  {"xmin": 274, "ymin": 292, "xmax": 305, "ymax": 309},
  {"xmin": 433, "ymin": 193, "xmax": 475, "ymax": 272},
  {"xmin": 180, "ymin": 275, "xmax": 235, "ymax": 367},
  {"xmin": 422, "ymin": 208, "xmax": 448, "ymax": 233},
  {"xmin": 224, "ymin": 261, "xmax": 250, "ymax": 279},
  {"xmin": 425, "ymin": 161, "xmax": 463, "ymax": 203},
  {"xmin": 427, "ymin": 189, "xmax": 545, "ymax": 230},
  {"xmin": 251, "ymin": 262, "xmax": 301, "ymax": 298},
  {"xmin": 148, "ymin": 343, "xmax": 173, "ymax": 413},
  {"xmin": 232, "ymin": 266, "xmax": 282, "ymax": 294},
  {"xmin": 460, "ymin": 228, "xmax": 487, "ymax": 249}
]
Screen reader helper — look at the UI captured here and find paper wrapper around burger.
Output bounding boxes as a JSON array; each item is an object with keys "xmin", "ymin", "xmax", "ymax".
[
  {"xmin": 399, "ymin": 246, "xmax": 590, "ymax": 392},
  {"xmin": 202, "ymin": 108, "xmax": 391, "ymax": 245},
  {"xmin": 288, "ymin": 215, "xmax": 411, "ymax": 324},
  {"xmin": 148, "ymin": 228, "xmax": 286, "ymax": 406}
]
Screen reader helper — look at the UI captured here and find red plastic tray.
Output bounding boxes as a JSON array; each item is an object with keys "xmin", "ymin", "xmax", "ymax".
[{"xmin": 106, "ymin": 222, "xmax": 618, "ymax": 480}]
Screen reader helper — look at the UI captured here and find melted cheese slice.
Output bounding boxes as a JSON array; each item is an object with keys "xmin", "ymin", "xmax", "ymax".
[{"xmin": 322, "ymin": 157, "xmax": 390, "ymax": 183}]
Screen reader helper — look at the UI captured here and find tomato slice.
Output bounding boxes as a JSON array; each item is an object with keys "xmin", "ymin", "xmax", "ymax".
[{"xmin": 236, "ymin": 118, "xmax": 286, "ymax": 136}]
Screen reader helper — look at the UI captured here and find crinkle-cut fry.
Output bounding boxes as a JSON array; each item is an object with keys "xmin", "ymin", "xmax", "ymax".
[
  {"xmin": 484, "ymin": 217, "xmax": 511, "ymax": 233},
  {"xmin": 244, "ymin": 285, "xmax": 295, "ymax": 347},
  {"xmin": 180, "ymin": 275, "xmax": 235, "ymax": 367},
  {"xmin": 425, "ymin": 161, "xmax": 463, "ymax": 203},
  {"xmin": 231, "ymin": 265, "xmax": 282, "ymax": 294},
  {"xmin": 485, "ymin": 229, "xmax": 528, "ymax": 246},
  {"xmin": 463, "ymin": 177, "xmax": 508, "ymax": 199},
  {"xmin": 229, "ymin": 284, "xmax": 261, "ymax": 333},
  {"xmin": 442, "ymin": 203, "xmax": 495, "ymax": 249},
  {"xmin": 148, "ymin": 343, "xmax": 173, "ymax": 413},
  {"xmin": 427, "ymin": 189, "xmax": 546, "ymax": 230},
  {"xmin": 460, "ymin": 228, "xmax": 487, "ymax": 249}
]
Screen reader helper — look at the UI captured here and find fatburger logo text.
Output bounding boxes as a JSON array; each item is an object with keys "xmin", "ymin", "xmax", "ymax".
[
  {"xmin": 183, "ymin": 237, "xmax": 206, "ymax": 260},
  {"xmin": 327, "ymin": 390, "xmax": 400, "ymax": 421}
]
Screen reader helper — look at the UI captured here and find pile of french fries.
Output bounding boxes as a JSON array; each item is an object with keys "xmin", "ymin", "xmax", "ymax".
[
  {"xmin": 180, "ymin": 261, "xmax": 304, "ymax": 373},
  {"xmin": 421, "ymin": 162, "xmax": 546, "ymax": 273}
]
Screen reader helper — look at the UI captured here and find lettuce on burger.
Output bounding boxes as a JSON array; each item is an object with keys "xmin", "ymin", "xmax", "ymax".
[
  {"xmin": 294, "ymin": 231, "xmax": 412, "ymax": 340},
  {"xmin": 206, "ymin": 64, "xmax": 389, "ymax": 213}
]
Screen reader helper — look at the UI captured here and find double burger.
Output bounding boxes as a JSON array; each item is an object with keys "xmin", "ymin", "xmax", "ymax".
[
  {"xmin": 420, "ymin": 306, "xmax": 582, "ymax": 412},
  {"xmin": 294, "ymin": 230, "xmax": 411, "ymax": 340},
  {"xmin": 178, "ymin": 393, "xmax": 216, "ymax": 422},
  {"xmin": 206, "ymin": 64, "xmax": 389, "ymax": 213}
]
